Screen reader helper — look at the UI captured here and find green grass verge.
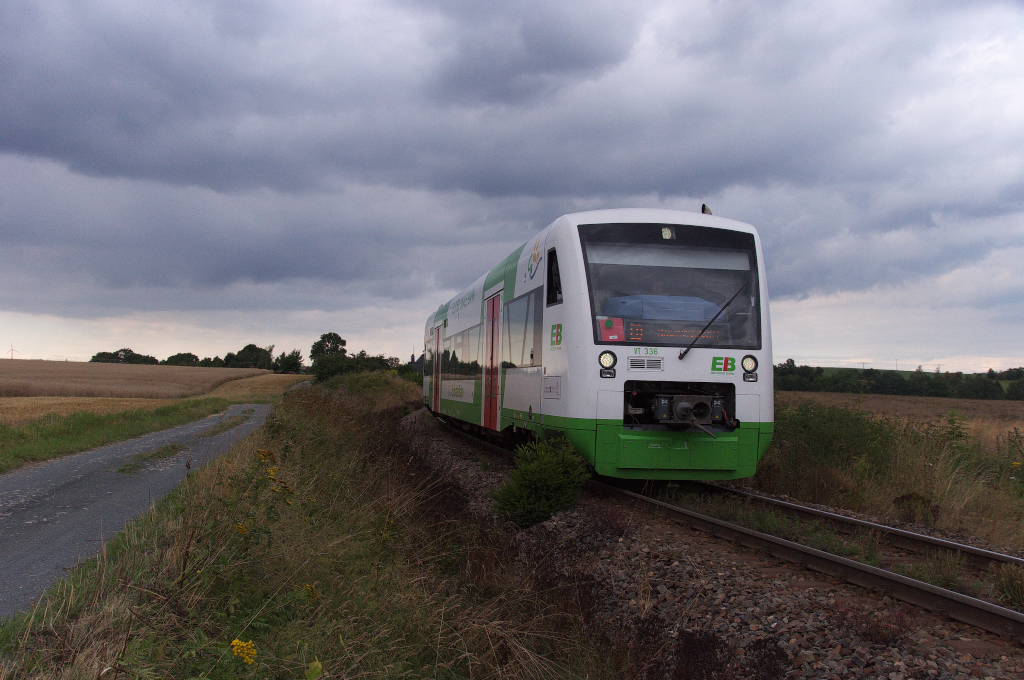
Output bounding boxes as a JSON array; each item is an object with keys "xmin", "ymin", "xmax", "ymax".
[
  {"xmin": 0, "ymin": 398, "xmax": 231, "ymax": 474},
  {"xmin": 116, "ymin": 443, "xmax": 189, "ymax": 474},
  {"xmin": 0, "ymin": 373, "xmax": 609, "ymax": 679},
  {"xmin": 195, "ymin": 409, "xmax": 254, "ymax": 439}
]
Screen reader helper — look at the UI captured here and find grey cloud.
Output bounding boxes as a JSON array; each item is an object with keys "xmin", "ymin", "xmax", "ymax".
[
  {"xmin": 1, "ymin": 0, "xmax": 1024, "ymax": 333},
  {"xmin": 417, "ymin": 0, "xmax": 644, "ymax": 104}
]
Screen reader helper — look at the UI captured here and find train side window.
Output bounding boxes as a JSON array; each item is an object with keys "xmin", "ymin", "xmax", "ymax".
[
  {"xmin": 546, "ymin": 248, "xmax": 563, "ymax": 306},
  {"xmin": 502, "ymin": 289, "xmax": 544, "ymax": 368}
]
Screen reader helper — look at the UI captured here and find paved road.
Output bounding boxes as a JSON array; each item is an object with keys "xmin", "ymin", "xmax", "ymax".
[{"xmin": 0, "ymin": 404, "xmax": 271, "ymax": 619}]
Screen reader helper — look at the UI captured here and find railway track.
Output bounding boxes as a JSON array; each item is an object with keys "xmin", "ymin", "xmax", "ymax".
[
  {"xmin": 695, "ymin": 482, "xmax": 1024, "ymax": 572},
  {"xmin": 438, "ymin": 419, "xmax": 1024, "ymax": 643},
  {"xmin": 597, "ymin": 480, "xmax": 1024, "ymax": 644}
]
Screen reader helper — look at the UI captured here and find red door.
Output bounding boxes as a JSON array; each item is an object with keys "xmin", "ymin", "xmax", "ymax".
[
  {"xmin": 483, "ymin": 294, "xmax": 501, "ymax": 430},
  {"xmin": 432, "ymin": 326, "xmax": 441, "ymax": 412}
]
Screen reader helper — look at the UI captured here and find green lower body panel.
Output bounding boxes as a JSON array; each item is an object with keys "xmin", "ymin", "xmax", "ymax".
[
  {"xmin": 491, "ymin": 411, "xmax": 773, "ymax": 482},
  {"xmin": 592, "ymin": 421, "xmax": 766, "ymax": 480}
]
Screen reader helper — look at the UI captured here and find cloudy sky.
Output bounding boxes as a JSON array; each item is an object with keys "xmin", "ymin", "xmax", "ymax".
[{"xmin": 1, "ymin": 0, "xmax": 1023, "ymax": 372}]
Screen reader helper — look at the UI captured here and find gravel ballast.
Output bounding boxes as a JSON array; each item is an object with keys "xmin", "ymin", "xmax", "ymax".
[{"xmin": 403, "ymin": 410, "xmax": 1024, "ymax": 679}]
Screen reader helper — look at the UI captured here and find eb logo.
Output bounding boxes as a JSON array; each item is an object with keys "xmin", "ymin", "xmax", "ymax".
[
  {"xmin": 711, "ymin": 357, "xmax": 735, "ymax": 372},
  {"xmin": 550, "ymin": 324, "xmax": 562, "ymax": 346}
]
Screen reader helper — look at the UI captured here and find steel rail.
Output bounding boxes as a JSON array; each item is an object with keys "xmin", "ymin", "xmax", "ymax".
[
  {"xmin": 594, "ymin": 481, "xmax": 1024, "ymax": 643},
  {"xmin": 696, "ymin": 483, "xmax": 1024, "ymax": 570},
  {"xmin": 436, "ymin": 419, "xmax": 1024, "ymax": 641}
]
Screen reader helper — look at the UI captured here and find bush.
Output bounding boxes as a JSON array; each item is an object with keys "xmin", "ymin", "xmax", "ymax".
[
  {"xmin": 493, "ymin": 436, "xmax": 590, "ymax": 528},
  {"xmin": 313, "ymin": 350, "xmax": 400, "ymax": 382}
]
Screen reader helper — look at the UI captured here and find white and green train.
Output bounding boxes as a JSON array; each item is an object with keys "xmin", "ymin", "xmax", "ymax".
[{"xmin": 423, "ymin": 208, "xmax": 773, "ymax": 480}]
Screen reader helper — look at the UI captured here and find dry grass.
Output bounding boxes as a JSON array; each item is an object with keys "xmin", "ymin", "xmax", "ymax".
[
  {"xmin": 753, "ymin": 396, "xmax": 1024, "ymax": 551},
  {"xmin": 0, "ymin": 373, "xmax": 606, "ymax": 679},
  {"xmin": 776, "ymin": 390, "xmax": 1024, "ymax": 448},
  {"xmin": 0, "ymin": 360, "xmax": 268, "ymax": 399}
]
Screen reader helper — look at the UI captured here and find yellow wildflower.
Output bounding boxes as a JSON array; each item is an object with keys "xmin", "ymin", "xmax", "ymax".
[
  {"xmin": 234, "ymin": 523, "xmax": 248, "ymax": 536},
  {"xmin": 267, "ymin": 466, "xmax": 278, "ymax": 479},
  {"xmin": 231, "ymin": 639, "xmax": 256, "ymax": 665}
]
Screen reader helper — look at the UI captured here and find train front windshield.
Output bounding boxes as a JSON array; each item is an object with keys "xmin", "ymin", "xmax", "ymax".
[{"xmin": 579, "ymin": 223, "xmax": 761, "ymax": 349}]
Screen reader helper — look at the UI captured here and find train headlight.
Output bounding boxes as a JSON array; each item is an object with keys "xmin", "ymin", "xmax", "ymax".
[
  {"xmin": 741, "ymin": 355, "xmax": 758, "ymax": 373},
  {"xmin": 598, "ymin": 351, "xmax": 617, "ymax": 369}
]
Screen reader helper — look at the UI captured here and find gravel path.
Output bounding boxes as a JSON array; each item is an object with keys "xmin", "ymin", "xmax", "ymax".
[
  {"xmin": 0, "ymin": 404, "xmax": 271, "ymax": 619},
  {"xmin": 404, "ymin": 410, "xmax": 1024, "ymax": 680}
]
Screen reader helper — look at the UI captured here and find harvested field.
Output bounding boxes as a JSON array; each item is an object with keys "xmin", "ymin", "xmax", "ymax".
[
  {"xmin": 204, "ymin": 372, "xmax": 309, "ymax": 399},
  {"xmin": 0, "ymin": 359, "xmax": 266, "ymax": 399},
  {"xmin": 0, "ymin": 374, "xmax": 309, "ymax": 425},
  {"xmin": 776, "ymin": 390, "xmax": 1024, "ymax": 423},
  {"xmin": 775, "ymin": 390, "xmax": 1024, "ymax": 454}
]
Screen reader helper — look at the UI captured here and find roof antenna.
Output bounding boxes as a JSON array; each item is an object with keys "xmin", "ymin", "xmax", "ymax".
[{"xmin": 701, "ymin": 204, "xmax": 712, "ymax": 215}]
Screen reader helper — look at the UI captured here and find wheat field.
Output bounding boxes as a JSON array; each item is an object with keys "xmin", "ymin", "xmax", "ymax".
[
  {"xmin": 0, "ymin": 359, "xmax": 267, "ymax": 399},
  {"xmin": 0, "ymin": 372, "xmax": 309, "ymax": 425}
]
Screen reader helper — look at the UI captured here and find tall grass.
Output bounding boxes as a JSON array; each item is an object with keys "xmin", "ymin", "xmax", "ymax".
[
  {"xmin": 750, "ymin": 400, "xmax": 1024, "ymax": 548},
  {"xmin": 0, "ymin": 398, "xmax": 233, "ymax": 474},
  {"xmin": 0, "ymin": 373, "xmax": 608, "ymax": 679}
]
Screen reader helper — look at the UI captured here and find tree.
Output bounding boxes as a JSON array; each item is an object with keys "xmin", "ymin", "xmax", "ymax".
[
  {"xmin": 90, "ymin": 348, "xmax": 159, "ymax": 364},
  {"xmin": 273, "ymin": 349, "xmax": 304, "ymax": 373},
  {"xmin": 162, "ymin": 352, "xmax": 199, "ymax": 366},
  {"xmin": 310, "ymin": 333, "xmax": 347, "ymax": 361},
  {"xmin": 1007, "ymin": 380, "xmax": 1024, "ymax": 401},
  {"xmin": 225, "ymin": 344, "xmax": 273, "ymax": 370}
]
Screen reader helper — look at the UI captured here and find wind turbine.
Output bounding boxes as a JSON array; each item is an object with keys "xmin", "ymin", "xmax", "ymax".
[{"xmin": 8, "ymin": 344, "xmax": 18, "ymax": 360}]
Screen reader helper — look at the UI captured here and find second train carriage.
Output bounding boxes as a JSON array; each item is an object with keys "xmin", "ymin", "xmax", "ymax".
[{"xmin": 423, "ymin": 208, "xmax": 773, "ymax": 480}]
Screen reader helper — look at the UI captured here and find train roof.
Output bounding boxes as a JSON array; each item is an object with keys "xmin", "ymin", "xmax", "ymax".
[{"xmin": 425, "ymin": 208, "xmax": 761, "ymax": 332}]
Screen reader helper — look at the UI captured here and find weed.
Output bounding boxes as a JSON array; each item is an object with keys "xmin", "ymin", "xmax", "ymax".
[
  {"xmin": 893, "ymin": 551, "xmax": 970, "ymax": 595},
  {"xmin": 117, "ymin": 443, "xmax": 188, "ymax": 473},
  {"xmin": 993, "ymin": 564, "xmax": 1024, "ymax": 612},
  {"xmin": 195, "ymin": 412, "xmax": 251, "ymax": 439}
]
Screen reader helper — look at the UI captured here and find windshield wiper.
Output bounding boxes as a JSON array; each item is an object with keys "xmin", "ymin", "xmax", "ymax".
[{"xmin": 678, "ymin": 280, "xmax": 749, "ymax": 361}]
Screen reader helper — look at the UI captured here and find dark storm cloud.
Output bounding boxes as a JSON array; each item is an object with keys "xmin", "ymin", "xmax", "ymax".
[
  {"xmin": 1, "ymin": 0, "xmax": 1023, "ymax": 326},
  {"xmin": 416, "ymin": 0, "xmax": 643, "ymax": 104}
]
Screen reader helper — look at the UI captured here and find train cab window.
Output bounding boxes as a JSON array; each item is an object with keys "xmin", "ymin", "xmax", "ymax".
[
  {"xmin": 579, "ymin": 223, "xmax": 761, "ymax": 349},
  {"xmin": 546, "ymin": 248, "xmax": 563, "ymax": 306}
]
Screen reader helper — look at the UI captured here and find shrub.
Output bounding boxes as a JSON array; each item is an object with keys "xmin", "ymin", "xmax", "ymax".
[{"xmin": 493, "ymin": 436, "xmax": 590, "ymax": 528}]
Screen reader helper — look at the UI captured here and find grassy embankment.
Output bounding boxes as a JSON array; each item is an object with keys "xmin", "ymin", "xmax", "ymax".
[
  {"xmin": 0, "ymin": 373, "xmax": 610, "ymax": 679},
  {"xmin": 661, "ymin": 395, "xmax": 1024, "ymax": 610},
  {"xmin": 0, "ymin": 373, "xmax": 308, "ymax": 474}
]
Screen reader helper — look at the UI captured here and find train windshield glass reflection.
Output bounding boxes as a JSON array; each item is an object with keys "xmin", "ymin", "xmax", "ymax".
[{"xmin": 578, "ymin": 223, "xmax": 761, "ymax": 349}]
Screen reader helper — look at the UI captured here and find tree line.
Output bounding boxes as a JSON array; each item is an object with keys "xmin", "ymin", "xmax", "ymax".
[
  {"xmin": 88, "ymin": 332, "xmax": 420, "ymax": 382},
  {"xmin": 775, "ymin": 359, "xmax": 1024, "ymax": 400},
  {"xmin": 90, "ymin": 344, "xmax": 304, "ymax": 372}
]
